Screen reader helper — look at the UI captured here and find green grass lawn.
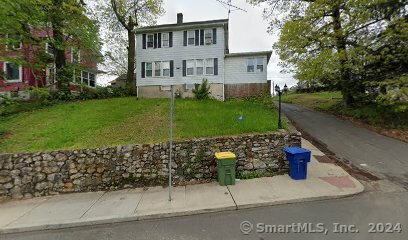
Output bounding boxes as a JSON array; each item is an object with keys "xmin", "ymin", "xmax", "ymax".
[
  {"xmin": 276, "ymin": 91, "xmax": 343, "ymax": 111},
  {"xmin": 0, "ymin": 97, "xmax": 282, "ymax": 153}
]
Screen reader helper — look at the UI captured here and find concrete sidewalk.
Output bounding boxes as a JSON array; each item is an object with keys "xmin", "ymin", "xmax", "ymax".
[{"xmin": 0, "ymin": 139, "xmax": 364, "ymax": 234}]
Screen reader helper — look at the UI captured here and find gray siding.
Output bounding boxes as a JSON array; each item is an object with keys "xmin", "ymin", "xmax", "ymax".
[
  {"xmin": 225, "ymin": 55, "xmax": 268, "ymax": 84},
  {"xmin": 136, "ymin": 27, "xmax": 225, "ymax": 86}
]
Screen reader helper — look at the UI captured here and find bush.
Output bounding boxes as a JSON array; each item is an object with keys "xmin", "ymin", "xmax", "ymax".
[
  {"xmin": 243, "ymin": 92, "xmax": 275, "ymax": 109},
  {"xmin": 76, "ymin": 86, "xmax": 134, "ymax": 100},
  {"xmin": 192, "ymin": 79, "xmax": 211, "ymax": 100},
  {"xmin": 27, "ymin": 87, "xmax": 53, "ymax": 105}
]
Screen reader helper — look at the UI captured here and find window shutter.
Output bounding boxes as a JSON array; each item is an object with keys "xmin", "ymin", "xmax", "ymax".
[
  {"xmin": 212, "ymin": 28, "xmax": 217, "ymax": 44},
  {"xmin": 169, "ymin": 32, "xmax": 173, "ymax": 47},
  {"xmin": 183, "ymin": 31, "xmax": 187, "ymax": 46},
  {"xmin": 142, "ymin": 34, "xmax": 146, "ymax": 49},
  {"xmin": 158, "ymin": 33, "xmax": 161, "ymax": 48},
  {"xmin": 200, "ymin": 29, "xmax": 204, "ymax": 45},
  {"xmin": 195, "ymin": 30, "xmax": 199, "ymax": 46},
  {"xmin": 170, "ymin": 60, "xmax": 174, "ymax": 77},
  {"xmin": 214, "ymin": 58, "xmax": 218, "ymax": 75},
  {"xmin": 182, "ymin": 60, "xmax": 187, "ymax": 77},
  {"xmin": 141, "ymin": 62, "xmax": 146, "ymax": 78},
  {"xmin": 153, "ymin": 33, "xmax": 158, "ymax": 48}
]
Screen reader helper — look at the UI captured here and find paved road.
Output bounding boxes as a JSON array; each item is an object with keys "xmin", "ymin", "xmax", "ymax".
[
  {"xmin": 2, "ymin": 191, "xmax": 407, "ymax": 240},
  {"xmin": 280, "ymin": 103, "xmax": 408, "ymax": 187}
]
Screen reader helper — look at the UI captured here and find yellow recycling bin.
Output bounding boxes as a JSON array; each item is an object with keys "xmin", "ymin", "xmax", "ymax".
[{"xmin": 215, "ymin": 152, "xmax": 237, "ymax": 186}]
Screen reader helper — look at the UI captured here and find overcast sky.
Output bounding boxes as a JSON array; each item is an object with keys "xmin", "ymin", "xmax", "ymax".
[{"xmin": 99, "ymin": 0, "xmax": 296, "ymax": 88}]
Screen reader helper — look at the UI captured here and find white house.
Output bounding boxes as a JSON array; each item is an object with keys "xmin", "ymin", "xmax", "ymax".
[{"xmin": 136, "ymin": 13, "xmax": 272, "ymax": 100}]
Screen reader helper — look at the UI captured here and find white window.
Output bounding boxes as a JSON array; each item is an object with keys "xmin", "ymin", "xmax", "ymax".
[
  {"xmin": 6, "ymin": 34, "xmax": 22, "ymax": 50},
  {"xmin": 205, "ymin": 58, "xmax": 214, "ymax": 75},
  {"xmin": 74, "ymin": 69, "xmax": 81, "ymax": 83},
  {"xmin": 71, "ymin": 49, "xmax": 81, "ymax": 63},
  {"xmin": 146, "ymin": 62, "xmax": 153, "ymax": 77},
  {"xmin": 3, "ymin": 62, "xmax": 22, "ymax": 82},
  {"xmin": 256, "ymin": 58, "xmax": 264, "ymax": 72},
  {"xmin": 154, "ymin": 62, "xmax": 161, "ymax": 77},
  {"xmin": 187, "ymin": 31, "xmax": 195, "ymax": 45},
  {"xmin": 186, "ymin": 60, "xmax": 195, "ymax": 76},
  {"xmin": 46, "ymin": 64, "xmax": 56, "ymax": 85},
  {"xmin": 89, "ymin": 73, "xmax": 95, "ymax": 87},
  {"xmin": 82, "ymin": 71, "xmax": 89, "ymax": 85},
  {"xmin": 45, "ymin": 43, "xmax": 55, "ymax": 55},
  {"xmin": 196, "ymin": 59, "xmax": 204, "ymax": 75},
  {"xmin": 147, "ymin": 34, "xmax": 154, "ymax": 48},
  {"xmin": 204, "ymin": 29, "xmax": 213, "ymax": 45},
  {"xmin": 162, "ymin": 61, "xmax": 170, "ymax": 77},
  {"xmin": 162, "ymin": 33, "xmax": 169, "ymax": 47},
  {"xmin": 247, "ymin": 58, "xmax": 255, "ymax": 73}
]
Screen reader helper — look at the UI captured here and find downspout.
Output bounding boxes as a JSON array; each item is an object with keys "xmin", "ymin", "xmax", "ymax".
[
  {"xmin": 222, "ymin": 23, "xmax": 227, "ymax": 101},
  {"xmin": 223, "ymin": 57, "xmax": 225, "ymax": 101}
]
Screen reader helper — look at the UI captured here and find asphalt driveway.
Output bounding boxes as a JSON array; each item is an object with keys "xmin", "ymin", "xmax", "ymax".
[{"xmin": 280, "ymin": 103, "xmax": 408, "ymax": 187}]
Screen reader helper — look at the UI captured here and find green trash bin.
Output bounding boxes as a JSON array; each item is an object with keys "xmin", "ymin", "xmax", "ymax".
[{"xmin": 215, "ymin": 152, "xmax": 237, "ymax": 186}]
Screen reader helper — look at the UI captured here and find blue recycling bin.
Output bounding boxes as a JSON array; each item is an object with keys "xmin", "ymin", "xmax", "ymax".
[{"xmin": 283, "ymin": 147, "xmax": 311, "ymax": 180}]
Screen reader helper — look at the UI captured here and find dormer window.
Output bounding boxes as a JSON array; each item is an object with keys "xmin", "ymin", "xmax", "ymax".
[
  {"xmin": 187, "ymin": 31, "xmax": 195, "ymax": 45},
  {"xmin": 147, "ymin": 34, "xmax": 154, "ymax": 48},
  {"xmin": 205, "ymin": 29, "xmax": 213, "ymax": 45}
]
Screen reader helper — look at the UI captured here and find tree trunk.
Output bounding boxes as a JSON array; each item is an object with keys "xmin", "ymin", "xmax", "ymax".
[
  {"xmin": 126, "ymin": 26, "xmax": 136, "ymax": 95},
  {"xmin": 332, "ymin": 3, "xmax": 354, "ymax": 106},
  {"xmin": 52, "ymin": 0, "xmax": 70, "ymax": 96}
]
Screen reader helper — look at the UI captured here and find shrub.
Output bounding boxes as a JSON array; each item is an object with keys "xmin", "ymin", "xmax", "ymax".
[
  {"xmin": 27, "ymin": 87, "xmax": 53, "ymax": 105},
  {"xmin": 193, "ymin": 79, "xmax": 211, "ymax": 100}
]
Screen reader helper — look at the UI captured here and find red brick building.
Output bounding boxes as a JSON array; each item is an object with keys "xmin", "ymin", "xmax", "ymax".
[{"xmin": 0, "ymin": 29, "xmax": 99, "ymax": 96}]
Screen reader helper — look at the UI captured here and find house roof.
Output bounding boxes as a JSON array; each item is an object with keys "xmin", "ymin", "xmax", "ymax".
[
  {"xmin": 226, "ymin": 51, "xmax": 273, "ymax": 63},
  {"xmin": 136, "ymin": 19, "xmax": 229, "ymax": 33}
]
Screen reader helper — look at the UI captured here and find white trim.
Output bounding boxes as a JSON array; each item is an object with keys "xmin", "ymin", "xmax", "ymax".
[
  {"xmin": 3, "ymin": 62, "xmax": 23, "ymax": 83},
  {"xmin": 247, "ymin": 57, "xmax": 264, "ymax": 73},
  {"xmin": 204, "ymin": 29, "xmax": 213, "ymax": 45},
  {"xmin": 71, "ymin": 49, "xmax": 81, "ymax": 63},
  {"xmin": 81, "ymin": 71, "xmax": 89, "ymax": 85},
  {"xmin": 187, "ymin": 30, "xmax": 195, "ymax": 46},
  {"xmin": 162, "ymin": 61, "xmax": 170, "ymax": 77},
  {"xmin": 154, "ymin": 61, "xmax": 162, "ymax": 77},
  {"xmin": 45, "ymin": 43, "xmax": 54, "ymax": 55},
  {"xmin": 147, "ymin": 34, "xmax": 154, "ymax": 48},
  {"xmin": 195, "ymin": 59, "xmax": 204, "ymax": 76},
  {"xmin": 145, "ymin": 62, "xmax": 153, "ymax": 77},
  {"xmin": 186, "ymin": 59, "xmax": 195, "ymax": 76},
  {"xmin": 205, "ymin": 58, "xmax": 214, "ymax": 75},
  {"xmin": 162, "ymin": 32, "xmax": 169, "ymax": 48},
  {"xmin": 5, "ymin": 34, "xmax": 22, "ymax": 50}
]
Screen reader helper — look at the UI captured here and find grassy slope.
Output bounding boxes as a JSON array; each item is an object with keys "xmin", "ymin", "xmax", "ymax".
[
  {"xmin": 278, "ymin": 91, "xmax": 343, "ymax": 111},
  {"xmin": 0, "ymin": 97, "xmax": 281, "ymax": 153},
  {"xmin": 277, "ymin": 91, "xmax": 407, "ymax": 130}
]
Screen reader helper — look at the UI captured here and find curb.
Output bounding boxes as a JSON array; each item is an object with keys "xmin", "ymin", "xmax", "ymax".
[{"xmin": 0, "ymin": 186, "xmax": 363, "ymax": 235}]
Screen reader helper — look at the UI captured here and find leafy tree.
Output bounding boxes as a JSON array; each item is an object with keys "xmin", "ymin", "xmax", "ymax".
[
  {"xmin": 0, "ymin": 0, "xmax": 101, "ymax": 97},
  {"xmin": 250, "ymin": 0, "xmax": 407, "ymax": 106},
  {"xmin": 94, "ymin": 0, "xmax": 164, "ymax": 94}
]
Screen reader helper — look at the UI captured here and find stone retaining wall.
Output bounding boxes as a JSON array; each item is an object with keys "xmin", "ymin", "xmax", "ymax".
[{"xmin": 0, "ymin": 131, "xmax": 301, "ymax": 200}]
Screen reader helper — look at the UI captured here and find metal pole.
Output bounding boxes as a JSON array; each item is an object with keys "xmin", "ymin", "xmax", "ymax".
[
  {"xmin": 278, "ymin": 91, "xmax": 282, "ymax": 129},
  {"xmin": 168, "ymin": 85, "xmax": 174, "ymax": 201}
]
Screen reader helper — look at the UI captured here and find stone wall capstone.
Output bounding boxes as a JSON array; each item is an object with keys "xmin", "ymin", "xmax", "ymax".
[{"xmin": 0, "ymin": 131, "xmax": 301, "ymax": 200}]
